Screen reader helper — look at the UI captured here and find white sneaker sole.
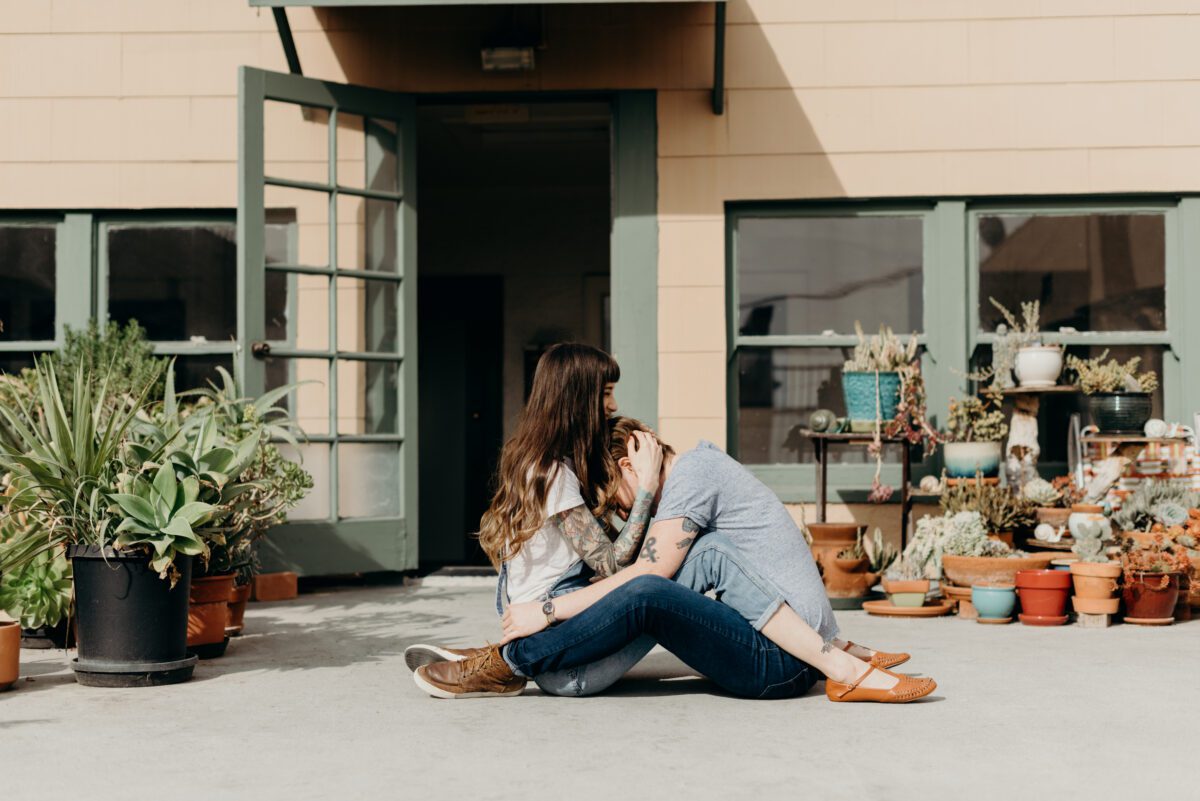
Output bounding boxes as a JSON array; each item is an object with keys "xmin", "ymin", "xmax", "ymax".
[
  {"xmin": 404, "ymin": 644, "xmax": 467, "ymax": 672},
  {"xmin": 412, "ymin": 667, "xmax": 524, "ymax": 699}
]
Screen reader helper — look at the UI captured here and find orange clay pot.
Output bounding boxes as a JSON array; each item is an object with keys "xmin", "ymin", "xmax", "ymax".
[
  {"xmin": 188, "ymin": 574, "xmax": 235, "ymax": 657},
  {"xmin": 808, "ymin": 524, "xmax": 873, "ymax": 598},
  {"xmin": 941, "ymin": 553, "xmax": 1057, "ymax": 588},
  {"xmin": 226, "ymin": 581, "xmax": 252, "ymax": 636},
  {"xmin": 0, "ymin": 621, "xmax": 18, "ymax": 691}
]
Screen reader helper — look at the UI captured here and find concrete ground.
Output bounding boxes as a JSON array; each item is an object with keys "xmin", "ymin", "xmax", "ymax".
[{"xmin": 3, "ymin": 578, "xmax": 1196, "ymax": 801}]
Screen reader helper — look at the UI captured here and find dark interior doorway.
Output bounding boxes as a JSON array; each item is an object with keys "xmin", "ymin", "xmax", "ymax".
[{"xmin": 416, "ymin": 99, "xmax": 612, "ymax": 570}]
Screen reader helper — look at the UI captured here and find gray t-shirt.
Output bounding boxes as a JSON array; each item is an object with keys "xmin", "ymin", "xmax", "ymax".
[{"xmin": 653, "ymin": 441, "xmax": 838, "ymax": 640}]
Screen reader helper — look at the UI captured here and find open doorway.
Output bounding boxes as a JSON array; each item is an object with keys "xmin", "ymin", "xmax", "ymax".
[{"xmin": 417, "ymin": 99, "xmax": 612, "ymax": 569}]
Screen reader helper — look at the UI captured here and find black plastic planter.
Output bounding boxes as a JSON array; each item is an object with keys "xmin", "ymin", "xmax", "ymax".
[
  {"xmin": 68, "ymin": 545, "xmax": 197, "ymax": 688},
  {"xmin": 1088, "ymin": 392, "xmax": 1152, "ymax": 434}
]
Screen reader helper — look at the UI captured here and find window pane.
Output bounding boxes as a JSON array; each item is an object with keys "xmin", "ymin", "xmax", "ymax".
[
  {"xmin": 338, "ymin": 443, "xmax": 400, "ymax": 518},
  {"xmin": 0, "ymin": 352, "xmax": 37, "ymax": 376},
  {"xmin": 736, "ymin": 216, "xmax": 923, "ymax": 336},
  {"xmin": 266, "ymin": 185, "xmax": 329, "ymax": 267},
  {"xmin": 276, "ymin": 443, "xmax": 330, "ymax": 521},
  {"xmin": 336, "ymin": 277, "xmax": 398, "ymax": 353},
  {"xmin": 337, "ymin": 195, "xmax": 399, "ymax": 273},
  {"xmin": 267, "ymin": 273, "xmax": 330, "ymax": 351},
  {"xmin": 978, "ymin": 213, "xmax": 1165, "ymax": 333},
  {"xmin": 169, "ymin": 355, "xmax": 232, "ymax": 394},
  {"xmin": 107, "ymin": 224, "xmax": 236, "ymax": 341},
  {"xmin": 0, "ymin": 225, "xmax": 55, "ymax": 341},
  {"xmin": 264, "ymin": 101, "xmax": 330, "ymax": 186},
  {"xmin": 970, "ymin": 344, "xmax": 1164, "ymax": 463},
  {"xmin": 337, "ymin": 359, "xmax": 398, "ymax": 435},
  {"xmin": 265, "ymin": 357, "xmax": 330, "ymax": 436},
  {"xmin": 737, "ymin": 346, "xmax": 901, "ymax": 465},
  {"xmin": 337, "ymin": 114, "xmax": 400, "ymax": 194}
]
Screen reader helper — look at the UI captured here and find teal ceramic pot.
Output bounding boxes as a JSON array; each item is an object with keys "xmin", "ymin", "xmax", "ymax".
[
  {"xmin": 971, "ymin": 584, "xmax": 1016, "ymax": 619},
  {"xmin": 843, "ymin": 371, "xmax": 901, "ymax": 429},
  {"xmin": 943, "ymin": 441, "xmax": 1002, "ymax": 479}
]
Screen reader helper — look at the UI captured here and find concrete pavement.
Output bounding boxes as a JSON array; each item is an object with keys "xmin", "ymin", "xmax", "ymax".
[{"xmin": 2, "ymin": 577, "xmax": 1195, "ymax": 801}]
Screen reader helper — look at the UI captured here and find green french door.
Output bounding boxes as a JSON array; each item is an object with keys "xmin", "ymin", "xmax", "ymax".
[{"xmin": 237, "ymin": 67, "xmax": 418, "ymax": 574}]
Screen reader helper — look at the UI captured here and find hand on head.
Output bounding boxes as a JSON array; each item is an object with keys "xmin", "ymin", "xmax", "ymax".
[{"xmin": 626, "ymin": 430, "xmax": 663, "ymax": 492}]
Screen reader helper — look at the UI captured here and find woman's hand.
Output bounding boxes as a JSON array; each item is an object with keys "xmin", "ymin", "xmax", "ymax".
[
  {"xmin": 500, "ymin": 600, "xmax": 549, "ymax": 644},
  {"xmin": 627, "ymin": 430, "xmax": 663, "ymax": 492}
]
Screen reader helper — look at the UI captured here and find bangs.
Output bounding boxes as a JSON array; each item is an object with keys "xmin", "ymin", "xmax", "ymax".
[{"xmin": 602, "ymin": 354, "xmax": 621, "ymax": 385}]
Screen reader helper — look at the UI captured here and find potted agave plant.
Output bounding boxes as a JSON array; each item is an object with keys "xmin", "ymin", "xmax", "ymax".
[
  {"xmin": 1066, "ymin": 350, "xmax": 1158, "ymax": 434},
  {"xmin": 990, "ymin": 297, "xmax": 1062, "ymax": 387},
  {"xmin": 942, "ymin": 393, "xmax": 1007, "ymax": 480}
]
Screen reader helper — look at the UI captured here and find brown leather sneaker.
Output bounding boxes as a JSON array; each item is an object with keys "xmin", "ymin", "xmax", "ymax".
[
  {"xmin": 404, "ymin": 643, "xmax": 486, "ymax": 672},
  {"xmin": 413, "ymin": 644, "xmax": 527, "ymax": 699}
]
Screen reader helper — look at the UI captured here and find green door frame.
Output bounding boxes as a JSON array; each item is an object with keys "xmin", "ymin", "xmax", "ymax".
[{"xmin": 239, "ymin": 71, "xmax": 659, "ymax": 575}]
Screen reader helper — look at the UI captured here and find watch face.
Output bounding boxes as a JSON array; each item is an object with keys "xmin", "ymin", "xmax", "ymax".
[{"xmin": 542, "ymin": 600, "xmax": 554, "ymax": 615}]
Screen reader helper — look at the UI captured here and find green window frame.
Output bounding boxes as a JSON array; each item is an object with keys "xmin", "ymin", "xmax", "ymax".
[{"xmin": 728, "ymin": 196, "xmax": 1199, "ymax": 503}]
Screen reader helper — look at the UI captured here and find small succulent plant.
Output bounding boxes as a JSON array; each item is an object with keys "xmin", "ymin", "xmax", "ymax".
[
  {"xmin": 1066, "ymin": 350, "xmax": 1158, "ymax": 395},
  {"xmin": 989, "ymin": 297, "xmax": 1042, "ymax": 347},
  {"xmin": 861, "ymin": 527, "xmax": 899, "ymax": 575},
  {"xmin": 1112, "ymin": 479, "xmax": 1199, "ymax": 533},
  {"xmin": 1152, "ymin": 502, "xmax": 1189, "ymax": 528},
  {"xmin": 885, "ymin": 557, "xmax": 926, "ymax": 582},
  {"xmin": 943, "ymin": 395, "xmax": 1009, "ymax": 443},
  {"xmin": 843, "ymin": 322, "xmax": 918, "ymax": 373},
  {"xmin": 1071, "ymin": 519, "xmax": 1113, "ymax": 563},
  {"xmin": 1022, "ymin": 477, "xmax": 1062, "ymax": 507}
]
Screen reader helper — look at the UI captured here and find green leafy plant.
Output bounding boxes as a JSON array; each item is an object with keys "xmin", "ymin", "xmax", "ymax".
[
  {"xmin": 902, "ymin": 511, "xmax": 1007, "ymax": 579},
  {"xmin": 109, "ymin": 464, "xmax": 214, "ymax": 579},
  {"xmin": 0, "ymin": 359, "xmax": 162, "ymax": 573},
  {"xmin": 49, "ymin": 320, "xmax": 168, "ymax": 414},
  {"xmin": 1071, "ymin": 519, "xmax": 1113, "ymax": 563},
  {"xmin": 1111, "ymin": 479, "xmax": 1199, "ymax": 533},
  {"xmin": 940, "ymin": 481, "xmax": 1036, "ymax": 533},
  {"xmin": 861, "ymin": 528, "xmax": 898, "ymax": 575},
  {"xmin": 885, "ymin": 557, "xmax": 925, "ymax": 581},
  {"xmin": 1022, "ymin": 477, "xmax": 1062, "ymax": 507},
  {"xmin": 0, "ymin": 549, "xmax": 72, "ymax": 630},
  {"xmin": 1065, "ymin": 350, "xmax": 1158, "ymax": 395},
  {"xmin": 943, "ymin": 394, "xmax": 1008, "ymax": 443}
]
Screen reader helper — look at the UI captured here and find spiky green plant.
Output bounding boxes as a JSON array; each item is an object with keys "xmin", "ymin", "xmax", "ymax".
[
  {"xmin": 1022, "ymin": 477, "xmax": 1062, "ymax": 507},
  {"xmin": 940, "ymin": 482, "xmax": 1036, "ymax": 533},
  {"xmin": 1111, "ymin": 479, "xmax": 1198, "ymax": 532},
  {"xmin": 1071, "ymin": 519, "xmax": 1113, "ymax": 563},
  {"xmin": 943, "ymin": 395, "xmax": 1008, "ymax": 443},
  {"xmin": 843, "ymin": 322, "xmax": 918, "ymax": 373}
]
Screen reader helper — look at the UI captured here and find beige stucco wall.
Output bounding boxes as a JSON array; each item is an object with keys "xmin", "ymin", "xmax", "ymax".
[{"xmin": 5, "ymin": 0, "xmax": 1200, "ymax": 538}]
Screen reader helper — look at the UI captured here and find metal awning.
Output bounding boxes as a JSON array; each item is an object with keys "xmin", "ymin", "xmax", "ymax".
[{"xmin": 257, "ymin": 1, "xmax": 726, "ymax": 114}]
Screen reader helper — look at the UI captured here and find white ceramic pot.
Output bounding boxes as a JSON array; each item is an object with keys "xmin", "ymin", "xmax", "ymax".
[
  {"xmin": 1067, "ymin": 505, "xmax": 1112, "ymax": 541},
  {"xmin": 1014, "ymin": 345, "xmax": 1063, "ymax": 388},
  {"xmin": 943, "ymin": 441, "xmax": 1003, "ymax": 478}
]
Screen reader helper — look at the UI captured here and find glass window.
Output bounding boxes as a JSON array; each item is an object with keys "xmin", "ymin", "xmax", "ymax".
[
  {"xmin": 978, "ymin": 213, "xmax": 1166, "ymax": 333},
  {"xmin": 107, "ymin": 224, "xmax": 237, "ymax": 341},
  {"xmin": 736, "ymin": 215, "xmax": 923, "ymax": 336},
  {"xmin": 0, "ymin": 225, "xmax": 56, "ymax": 341}
]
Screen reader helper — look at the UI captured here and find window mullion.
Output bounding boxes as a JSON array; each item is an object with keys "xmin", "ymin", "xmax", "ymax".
[{"xmin": 922, "ymin": 200, "xmax": 969, "ymax": 432}]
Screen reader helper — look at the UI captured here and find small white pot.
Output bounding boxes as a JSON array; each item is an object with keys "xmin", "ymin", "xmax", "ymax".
[{"xmin": 1014, "ymin": 345, "xmax": 1063, "ymax": 388}]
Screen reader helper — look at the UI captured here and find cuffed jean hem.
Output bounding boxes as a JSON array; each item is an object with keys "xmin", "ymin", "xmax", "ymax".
[{"xmin": 672, "ymin": 532, "xmax": 788, "ymax": 633}]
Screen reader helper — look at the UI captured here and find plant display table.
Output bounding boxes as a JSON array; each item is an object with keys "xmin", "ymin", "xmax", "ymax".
[
  {"xmin": 990, "ymin": 385, "xmax": 1080, "ymax": 491},
  {"xmin": 800, "ymin": 429, "xmax": 915, "ymax": 549}
]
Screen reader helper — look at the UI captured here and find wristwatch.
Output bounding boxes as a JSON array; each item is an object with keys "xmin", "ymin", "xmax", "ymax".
[{"xmin": 542, "ymin": 599, "xmax": 557, "ymax": 626}]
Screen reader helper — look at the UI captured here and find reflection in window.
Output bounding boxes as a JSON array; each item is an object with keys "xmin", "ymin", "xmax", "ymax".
[
  {"xmin": 737, "ymin": 216, "xmax": 924, "ymax": 336},
  {"xmin": 0, "ymin": 225, "xmax": 56, "ymax": 341},
  {"xmin": 978, "ymin": 214, "xmax": 1165, "ymax": 333},
  {"xmin": 108, "ymin": 224, "xmax": 237, "ymax": 341},
  {"xmin": 737, "ymin": 347, "xmax": 901, "ymax": 465}
]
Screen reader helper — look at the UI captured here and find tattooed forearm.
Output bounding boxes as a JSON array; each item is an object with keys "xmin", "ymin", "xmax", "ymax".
[
  {"xmin": 676, "ymin": 537, "xmax": 694, "ymax": 550},
  {"xmin": 682, "ymin": 518, "xmax": 700, "ymax": 533},
  {"xmin": 639, "ymin": 536, "xmax": 659, "ymax": 563},
  {"xmin": 555, "ymin": 489, "xmax": 654, "ymax": 578}
]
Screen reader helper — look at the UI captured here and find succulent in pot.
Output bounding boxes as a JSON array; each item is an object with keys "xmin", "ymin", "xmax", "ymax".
[
  {"xmin": 940, "ymin": 480, "xmax": 1036, "ymax": 541},
  {"xmin": 1119, "ymin": 534, "xmax": 1190, "ymax": 624},
  {"xmin": 989, "ymin": 297, "xmax": 1063, "ymax": 387},
  {"xmin": 1066, "ymin": 350, "xmax": 1158, "ymax": 434},
  {"xmin": 1110, "ymin": 479, "xmax": 1199, "ymax": 539},
  {"xmin": 942, "ymin": 393, "xmax": 1008, "ymax": 479},
  {"xmin": 1068, "ymin": 520, "xmax": 1121, "ymax": 614},
  {"xmin": 882, "ymin": 559, "xmax": 930, "ymax": 607}
]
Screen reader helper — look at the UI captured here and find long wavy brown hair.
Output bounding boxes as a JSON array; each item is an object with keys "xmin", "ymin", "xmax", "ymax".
[{"xmin": 478, "ymin": 343, "xmax": 620, "ymax": 567}]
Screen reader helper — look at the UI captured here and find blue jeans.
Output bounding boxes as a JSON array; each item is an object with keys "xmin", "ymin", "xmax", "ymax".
[
  {"xmin": 506, "ymin": 574, "xmax": 817, "ymax": 699},
  {"xmin": 526, "ymin": 533, "xmax": 790, "ymax": 697}
]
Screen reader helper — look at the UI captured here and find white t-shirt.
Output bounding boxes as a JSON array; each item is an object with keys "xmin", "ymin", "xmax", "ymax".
[{"xmin": 503, "ymin": 460, "xmax": 586, "ymax": 605}]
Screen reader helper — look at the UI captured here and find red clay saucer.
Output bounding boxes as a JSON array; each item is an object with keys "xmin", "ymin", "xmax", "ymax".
[{"xmin": 1018, "ymin": 613, "xmax": 1069, "ymax": 626}]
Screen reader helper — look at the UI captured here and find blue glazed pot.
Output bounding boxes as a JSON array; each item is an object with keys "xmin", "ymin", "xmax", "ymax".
[
  {"xmin": 943, "ymin": 441, "xmax": 1003, "ymax": 479},
  {"xmin": 971, "ymin": 584, "xmax": 1016, "ymax": 619},
  {"xmin": 843, "ymin": 371, "xmax": 901, "ymax": 429}
]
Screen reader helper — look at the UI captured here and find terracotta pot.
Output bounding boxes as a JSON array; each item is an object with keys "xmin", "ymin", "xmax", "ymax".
[
  {"xmin": 941, "ymin": 552, "xmax": 1057, "ymax": 587},
  {"xmin": 188, "ymin": 574, "xmax": 236, "ymax": 657},
  {"xmin": 808, "ymin": 524, "xmax": 871, "ymax": 599},
  {"xmin": 1073, "ymin": 596, "xmax": 1120, "ymax": 614},
  {"xmin": 1120, "ymin": 530, "xmax": 1159, "ymax": 548},
  {"xmin": 1070, "ymin": 561, "xmax": 1121, "ymax": 600},
  {"xmin": 1015, "ymin": 569, "xmax": 1072, "ymax": 617},
  {"xmin": 1123, "ymin": 571, "xmax": 1182, "ymax": 622},
  {"xmin": 226, "ymin": 581, "xmax": 252, "ymax": 636},
  {"xmin": 882, "ymin": 579, "xmax": 930, "ymax": 595},
  {"xmin": 1036, "ymin": 507, "xmax": 1071, "ymax": 528},
  {"xmin": 0, "ymin": 621, "xmax": 18, "ymax": 691},
  {"xmin": 1176, "ymin": 574, "xmax": 1192, "ymax": 622}
]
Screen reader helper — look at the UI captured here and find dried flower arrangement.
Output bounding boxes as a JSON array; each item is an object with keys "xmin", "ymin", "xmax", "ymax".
[{"xmin": 1066, "ymin": 350, "xmax": 1159, "ymax": 395}]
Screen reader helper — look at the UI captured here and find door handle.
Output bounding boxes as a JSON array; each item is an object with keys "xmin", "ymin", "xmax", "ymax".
[{"xmin": 251, "ymin": 341, "xmax": 272, "ymax": 359}]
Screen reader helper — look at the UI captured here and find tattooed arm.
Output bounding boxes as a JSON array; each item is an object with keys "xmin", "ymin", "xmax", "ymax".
[
  {"xmin": 554, "ymin": 489, "xmax": 654, "ymax": 577},
  {"xmin": 500, "ymin": 516, "xmax": 700, "ymax": 642}
]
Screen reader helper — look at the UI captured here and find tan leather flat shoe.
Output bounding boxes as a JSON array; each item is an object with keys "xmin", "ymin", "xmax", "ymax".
[
  {"xmin": 825, "ymin": 664, "xmax": 937, "ymax": 703},
  {"xmin": 841, "ymin": 640, "xmax": 911, "ymax": 669}
]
